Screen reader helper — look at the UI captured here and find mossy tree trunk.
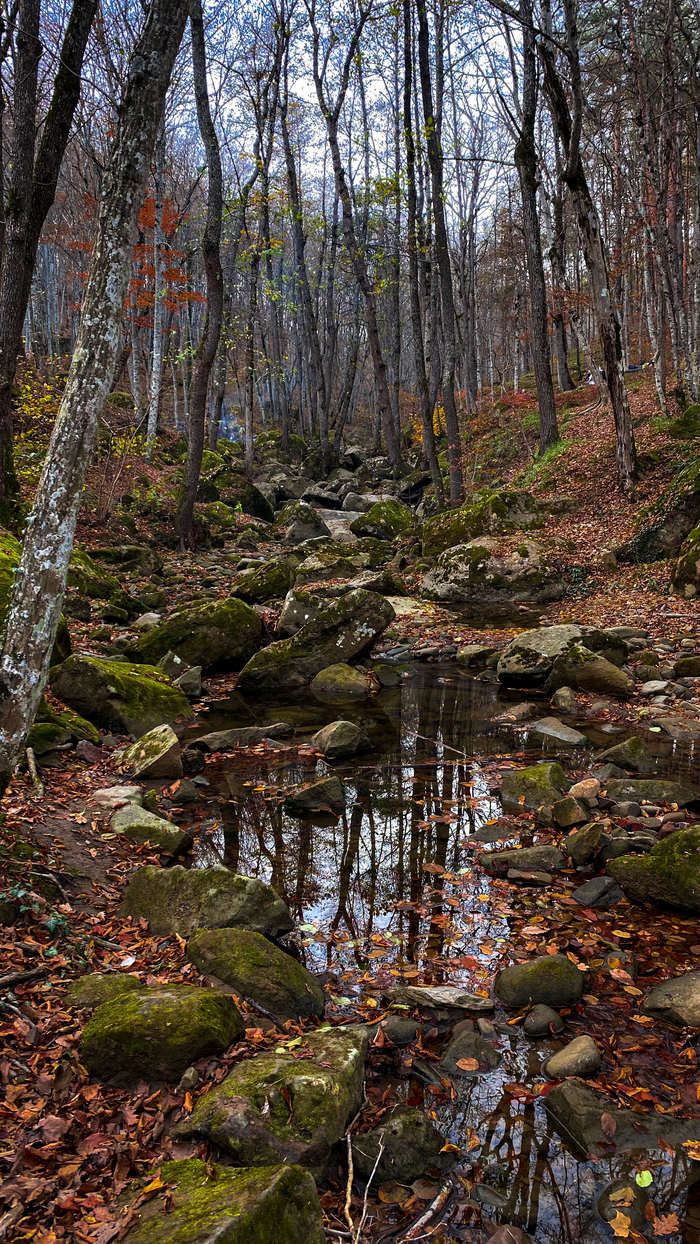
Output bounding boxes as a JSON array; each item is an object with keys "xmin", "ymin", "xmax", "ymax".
[{"xmin": 0, "ymin": 0, "xmax": 190, "ymax": 786}]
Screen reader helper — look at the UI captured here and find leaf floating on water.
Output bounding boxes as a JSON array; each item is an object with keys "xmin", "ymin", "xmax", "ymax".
[
  {"xmin": 378, "ymin": 1181, "xmax": 412, "ymax": 1205},
  {"xmin": 654, "ymin": 1213, "xmax": 680, "ymax": 1235},
  {"xmin": 609, "ymin": 1186, "xmax": 635, "ymax": 1206},
  {"xmin": 601, "ymin": 1112, "xmax": 617, "ymax": 1139},
  {"xmin": 635, "ymin": 1170, "xmax": 653, "ymax": 1188},
  {"xmin": 683, "ymin": 1139, "xmax": 700, "ymax": 1160},
  {"xmin": 411, "ymin": 1178, "xmax": 440, "ymax": 1199},
  {"xmin": 423, "ymin": 863, "xmax": 445, "ymax": 875},
  {"xmin": 608, "ymin": 1211, "xmax": 631, "ymax": 1237}
]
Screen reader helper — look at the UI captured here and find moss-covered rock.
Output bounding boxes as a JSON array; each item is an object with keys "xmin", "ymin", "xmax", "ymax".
[
  {"xmin": 237, "ymin": 588, "xmax": 395, "ymax": 694},
  {"xmin": 293, "ymin": 551, "xmax": 358, "ymax": 586},
  {"xmin": 81, "ymin": 985, "xmax": 244, "ymax": 1084},
  {"xmin": 311, "ymin": 720, "xmax": 372, "ymax": 760},
  {"xmin": 604, "ymin": 777, "xmax": 698, "ymax": 806},
  {"xmin": 233, "ymin": 560, "xmax": 296, "ymax": 604},
  {"xmin": 352, "ymin": 1107, "xmax": 451, "ymax": 1184},
  {"xmin": 119, "ymin": 724, "xmax": 182, "ymax": 778},
  {"xmin": 25, "ymin": 722, "xmax": 72, "ymax": 756},
  {"xmin": 597, "ymin": 736, "xmax": 656, "ymax": 773},
  {"xmin": 120, "ymin": 1159, "xmax": 325, "ymax": 1244},
  {"xmin": 497, "ymin": 624, "xmax": 626, "ymax": 688},
  {"xmin": 349, "ymin": 499, "xmax": 415, "ymax": 541},
  {"xmin": 668, "ymin": 404, "xmax": 700, "ymax": 440},
  {"xmin": 128, "ymin": 598, "xmax": 262, "ymax": 672},
  {"xmin": 544, "ymin": 644, "xmax": 630, "ymax": 698},
  {"xmin": 607, "ymin": 825, "xmax": 700, "ymax": 911},
  {"xmin": 495, "ymin": 954, "xmax": 585, "ymax": 1007},
  {"xmin": 311, "ymin": 663, "xmax": 368, "ymax": 699},
  {"xmin": 89, "ymin": 545, "xmax": 164, "ymax": 577},
  {"xmin": 275, "ymin": 500, "xmax": 331, "ymax": 543},
  {"xmin": 499, "ymin": 761, "xmax": 569, "ymax": 814},
  {"xmin": 422, "ymin": 489, "xmax": 544, "ymax": 555},
  {"xmin": 67, "ymin": 547, "xmax": 121, "ymax": 599},
  {"xmin": 120, "ymin": 864, "xmax": 293, "ymax": 939},
  {"xmin": 284, "ymin": 775, "xmax": 346, "ymax": 815},
  {"xmin": 186, "ymin": 929, "xmax": 324, "ymax": 1021},
  {"xmin": 421, "ymin": 537, "xmax": 562, "ymax": 604},
  {"xmin": 618, "ymin": 458, "xmax": 700, "ymax": 564},
  {"xmin": 66, "ymin": 972, "xmax": 143, "ymax": 1010},
  {"xmin": 50, "ymin": 656, "xmax": 194, "ymax": 736},
  {"xmin": 173, "ymin": 1027, "xmax": 368, "ymax": 1175},
  {"xmin": 218, "ymin": 473, "xmax": 275, "ymax": 523},
  {"xmin": 110, "ymin": 805, "xmax": 193, "ymax": 857},
  {"xmin": 671, "ymin": 521, "xmax": 700, "ymax": 597}
]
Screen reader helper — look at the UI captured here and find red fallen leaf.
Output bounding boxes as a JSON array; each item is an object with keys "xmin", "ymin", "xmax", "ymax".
[
  {"xmin": 38, "ymin": 1116, "xmax": 71, "ymax": 1143},
  {"xmin": 654, "ymin": 1213, "xmax": 680, "ymax": 1235},
  {"xmin": 76, "ymin": 1132, "xmax": 113, "ymax": 1156}
]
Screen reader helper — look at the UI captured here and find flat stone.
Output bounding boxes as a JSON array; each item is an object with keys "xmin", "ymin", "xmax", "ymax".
[
  {"xmin": 385, "ymin": 985, "xmax": 494, "ymax": 1016},
  {"xmin": 120, "ymin": 864, "xmax": 293, "ymax": 939},
  {"xmin": 643, "ymin": 970, "xmax": 700, "ymax": 1026},
  {"xmin": 553, "ymin": 796, "xmax": 589, "ymax": 828},
  {"xmin": 524, "ymin": 1004, "xmax": 564, "ymax": 1036},
  {"xmin": 641, "ymin": 680, "xmax": 669, "ymax": 696},
  {"xmin": 483, "ymin": 844, "xmax": 565, "ymax": 871},
  {"xmin": 571, "ymin": 880, "xmax": 626, "ymax": 910},
  {"xmin": 457, "ymin": 645, "xmax": 498, "ymax": 669},
  {"xmin": 440, "ymin": 1029, "xmax": 501, "ymax": 1075},
  {"xmin": 654, "ymin": 716, "xmax": 700, "ymax": 741},
  {"xmin": 284, "ymin": 775, "xmax": 345, "ymax": 815},
  {"xmin": 119, "ymin": 1159, "xmax": 325, "ymax": 1244},
  {"xmin": 495, "ymin": 954, "xmax": 584, "ymax": 1008},
  {"xmin": 605, "ymin": 778, "xmax": 698, "ymax": 807},
  {"xmin": 597, "ymin": 736, "xmax": 656, "ymax": 774},
  {"xmin": 378, "ymin": 1016, "xmax": 421, "ymax": 1045},
  {"xmin": 545, "ymin": 1079, "xmax": 700, "ymax": 1159},
  {"xmin": 544, "ymin": 1034, "xmax": 601, "ymax": 1079},
  {"xmin": 110, "ymin": 805, "xmax": 192, "ymax": 857},
  {"xmin": 191, "ymin": 724, "xmax": 293, "ymax": 752},
  {"xmin": 507, "ymin": 869, "xmax": 553, "ymax": 885},
  {"xmin": 93, "ymin": 785, "xmax": 143, "ymax": 810},
  {"xmin": 528, "ymin": 717, "xmax": 587, "ymax": 746}
]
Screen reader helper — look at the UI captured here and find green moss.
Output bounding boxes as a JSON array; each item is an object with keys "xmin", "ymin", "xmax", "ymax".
[
  {"xmin": 50, "ymin": 655, "xmax": 194, "ymax": 735},
  {"xmin": 129, "ymin": 598, "xmax": 262, "ymax": 672},
  {"xmin": 608, "ymin": 826, "xmax": 700, "ymax": 911},
  {"xmin": 349, "ymin": 499, "xmax": 415, "ymax": 541},
  {"xmin": 218, "ymin": 475, "xmax": 274, "ymax": 523},
  {"xmin": 186, "ymin": 928, "xmax": 324, "ymax": 1020},
  {"xmin": 25, "ymin": 722, "xmax": 72, "ymax": 755},
  {"xmin": 233, "ymin": 561, "xmax": 296, "ymax": 604},
  {"xmin": 67, "ymin": 547, "xmax": 120, "ymax": 599},
  {"xmin": 422, "ymin": 489, "xmax": 543, "ymax": 555},
  {"xmin": 67, "ymin": 972, "xmax": 142, "ymax": 1009}
]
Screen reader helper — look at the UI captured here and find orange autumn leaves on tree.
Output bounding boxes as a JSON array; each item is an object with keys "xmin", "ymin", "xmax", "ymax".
[{"xmin": 129, "ymin": 195, "xmax": 205, "ymax": 329}]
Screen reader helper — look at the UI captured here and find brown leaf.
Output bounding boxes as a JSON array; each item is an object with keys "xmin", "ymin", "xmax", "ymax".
[
  {"xmin": 601, "ymin": 1112, "xmax": 617, "ymax": 1139},
  {"xmin": 609, "ymin": 1186, "xmax": 635, "ymax": 1206},
  {"xmin": 378, "ymin": 1181, "xmax": 412, "ymax": 1205},
  {"xmin": 38, "ymin": 1116, "xmax": 71, "ymax": 1144},
  {"xmin": 609, "ymin": 1211, "xmax": 631, "ymax": 1238},
  {"xmin": 654, "ymin": 1213, "xmax": 680, "ymax": 1235},
  {"xmin": 455, "ymin": 1057, "xmax": 480, "ymax": 1072},
  {"xmin": 411, "ymin": 1178, "xmax": 439, "ymax": 1199}
]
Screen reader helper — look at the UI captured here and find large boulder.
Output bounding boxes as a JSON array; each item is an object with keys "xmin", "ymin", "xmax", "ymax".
[
  {"xmin": 50, "ymin": 656, "xmax": 194, "ymax": 736},
  {"xmin": 422, "ymin": 538, "xmax": 562, "ymax": 604},
  {"xmin": 311, "ymin": 720, "xmax": 372, "ymax": 759},
  {"xmin": 545, "ymin": 1079, "xmax": 700, "ymax": 1159},
  {"xmin": 120, "ymin": 1160, "xmax": 325, "ymax": 1244},
  {"xmin": 120, "ymin": 864, "xmax": 293, "ymax": 938},
  {"xmin": 275, "ymin": 500, "xmax": 331, "ymax": 543},
  {"xmin": 311, "ymin": 663, "xmax": 368, "ymax": 698},
  {"xmin": 236, "ymin": 589, "xmax": 394, "ymax": 694},
  {"xmin": 597, "ymin": 736, "xmax": 656, "ymax": 773},
  {"xmin": 88, "ymin": 544, "xmax": 164, "ymax": 577},
  {"xmin": 110, "ymin": 805, "xmax": 192, "ymax": 857},
  {"xmin": 67, "ymin": 972, "xmax": 142, "ymax": 1010},
  {"xmin": 499, "ymin": 761, "xmax": 569, "ymax": 814},
  {"xmin": 643, "ymin": 970, "xmax": 700, "ymax": 1026},
  {"xmin": 278, "ymin": 588, "xmax": 327, "ymax": 636},
  {"xmin": 544, "ymin": 644, "xmax": 630, "ymax": 698},
  {"xmin": 128, "ymin": 597, "xmax": 262, "ymax": 671},
  {"xmin": 67, "ymin": 547, "xmax": 142, "ymax": 619},
  {"xmin": 349, "ymin": 499, "xmax": 414, "ymax": 541},
  {"xmin": 607, "ymin": 825, "xmax": 700, "ymax": 911},
  {"xmin": 495, "ymin": 954, "xmax": 585, "ymax": 1008},
  {"xmin": 497, "ymin": 625, "xmax": 627, "ymax": 688},
  {"xmin": 352, "ymin": 1107, "xmax": 450, "ymax": 1184},
  {"xmin": 80, "ymin": 985, "xmax": 244, "ymax": 1084},
  {"xmin": 284, "ymin": 775, "xmax": 346, "ymax": 814},
  {"xmin": 218, "ymin": 472, "xmax": 275, "ymax": 522},
  {"xmin": 186, "ymin": 928, "xmax": 324, "ymax": 1021},
  {"xmin": 233, "ymin": 560, "xmax": 296, "ymax": 604},
  {"xmin": 618, "ymin": 459, "xmax": 700, "ymax": 565},
  {"xmin": 173, "ymin": 1028, "xmax": 368, "ymax": 1175},
  {"xmin": 422, "ymin": 489, "xmax": 545, "ymax": 556},
  {"xmin": 604, "ymin": 778, "xmax": 698, "ymax": 807},
  {"xmin": 119, "ymin": 724, "xmax": 182, "ymax": 778},
  {"xmin": 671, "ymin": 521, "xmax": 700, "ymax": 597}
]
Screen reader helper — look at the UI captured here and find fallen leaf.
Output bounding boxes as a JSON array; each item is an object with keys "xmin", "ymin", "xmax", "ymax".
[
  {"xmin": 654, "ymin": 1213, "xmax": 680, "ymax": 1235},
  {"xmin": 601, "ymin": 1112, "xmax": 617, "ymax": 1139},
  {"xmin": 609, "ymin": 1210, "xmax": 631, "ymax": 1237},
  {"xmin": 378, "ymin": 1181, "xmax": 412, "ymax": 1205},
  {"xmin": 609, "ymin": 1186, "xmax": 635, "ymax": 1206},
  {"xmin": 683, "ymin": 1139, "xmax": 700, "ymax": 1161},
  {"xmin": 455, "ymin": 1057, "xmax": 480, "ymax": 1072},
  {"xmin": 411, "ymin": 1179, "xmax": 439, "ymax": 1199}
]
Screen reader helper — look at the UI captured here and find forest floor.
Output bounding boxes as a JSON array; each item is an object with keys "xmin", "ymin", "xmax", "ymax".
[{"xmin": 3, "ymin": 366, "xmax": 700, "ymax": 1243}]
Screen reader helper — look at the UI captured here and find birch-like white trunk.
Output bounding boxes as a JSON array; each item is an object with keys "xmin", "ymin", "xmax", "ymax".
[
  {"xmin": 0, "ymin": 0, "xmax": 189, "ymax": 783},
  {"xmin": 146, "ymin": 125, "xmax": 165, "ymax": 458}
]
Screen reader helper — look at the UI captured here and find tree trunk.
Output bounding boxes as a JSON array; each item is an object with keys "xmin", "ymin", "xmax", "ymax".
[
  {"xmin": 146, "ymin": 125, "xmax": 165, "ymax": 458},
  {"xmin": 513, "ymin": 0, "xmax": 559, "ymax": 452},
  {"xmin": 0, "ymin": 0, "xmax": 98, "ymax": 522},
  {"xmin": 416, "ymin": 0, "xmax": 463, "ymax": 501},
  {"xmin": 177, "ymin": 0, "xmax": 223, "ymax": 548},
  {"xmin": 0, "ymin": 0, "xmax": 189, "ymax": 784}
]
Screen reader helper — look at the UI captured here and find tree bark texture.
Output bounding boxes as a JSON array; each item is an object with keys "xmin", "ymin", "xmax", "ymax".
[
  {"xmin": 146, "ymin": 125, "xmax": 165, "ymax": 458},
  {"xmin": 0, "ymin": 0, "xmax": 190, "ymax": 780},
  {"xmin": 0, "ymin": 0, "xmax": 98, "ymax": 519},
  {"xmin": 177, "ymin": 0, "xmax": 224, "ymax": 548}
]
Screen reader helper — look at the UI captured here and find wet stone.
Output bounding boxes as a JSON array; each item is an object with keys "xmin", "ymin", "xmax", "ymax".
[
  {"xmin": 440, "ymin": 1029, "xmax": 501, "ymax": 1076},
  {"xmin": 553, "ymin": 796, "xmax": 590, "ymax": 828},
  {"xmin": 566, "ymin": 822, "xmax": 604, "ymax": 866},
  {"xmin": 495, "ymin": 954, "xmax": 585, "ymax": 1008},
  {"xmin": 523, "ymin": 1004, "xmax": 564, "ymax": 1037},
  {"xmin": 352, "ymin": 1106, "xmax": 452, "ymax": 1185},
  {"xmin": 544, "ymin": 1034, "xmax": 601, "ymax": 1079},
  {"xmin": 572, "ymin": 876, "xmax": 624, "ymax": 908}
]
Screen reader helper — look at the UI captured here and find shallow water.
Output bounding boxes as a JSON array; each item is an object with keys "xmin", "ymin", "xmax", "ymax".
[{"xmin": 177, "ymin": 664, "xmax": 700, "ymax": 1242}]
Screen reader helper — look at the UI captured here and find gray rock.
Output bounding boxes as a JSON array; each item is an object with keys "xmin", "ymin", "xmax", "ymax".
[
  {"xmin": 597, "ymin": 736, "xmax": 657, "ymax": 773},
  {"xmin": 385, "ymin": 985, "xmax": 494, "ymax": 1019},
  {"xmin": 551, "ymin": 686, "xmax": 577, "ymax": 713},
  {"xmin": 379, "ymin": 1016, "xmax": 421, "ymax": 1045},
  {"xmin": 342, "ymin": 491, "xmax": 370, "ymax": 512},
  {"xmin": 110, "ymin": 805, "xmax": 192, "ymax": 857},
  {"xmin": 497, "ymin": 624, "xmax": 584, "ymax": 686},
  {"xmin": 495, "ymin": 954, "xmax": 585, "ymax": 1008},
  {"xmin": 544, "ymin": 1034, "xmax": 601, "ymax": 1079},
  {"xmin": 173, "ymin": 666, "xmax": 202, "ymax": 698},
  {"xmin": 440, "ymin": 1029, "xmax": 501, "ymax": 1075},
  {"xmin": 186, "ymin": 928, "xmax": 324, "ymax": 1021},
  {"xmin": 482, "ymin": 845, "xmax": 565, "ymax": 871},
  {"xmin": 528, "ymin": 717, "xmax": 587, "ymax": 746},
  {"xmin": 567, "ymin": 822, "xmax": 604, "ymax": 865},
  {"xmin": 120, "ymin": 864, "xmax": 293, "ymax": 939},
  {"xmin": 605, "ymin": 777, "xmax": 698, "ymax": 807},
  {"xmin": 545, "ymin": 645, "xmax": 630, "ymax": 698},
  {"xmin": 157, "ymin": 650, "xmax": 187, "ymax": 680},
  {"xmin": 523, "ymin": 1004, "xmax": 564, "ymax": 1036},
  {"xmin": 311, "ymin": 720, "xmax": 372, "ymax": 760},
  {"xmin": 596, "ymin": 1179, "xmax": 650, "ymax": 1233},
  {"xmin": 51, "ymin": 656, "xmax": 194, "ymax": 737},
  {"xmin": 93, "ymin": 785, "xmax": 143, "ymax": 810},
  {"xmin": 119, "ymin": 724, "xmax": 182, "ymax": 779},
  {"xmin": 237, "ymin": 588, "xmax": 395, "ymax": 693},
  {"xmin": 191, "ymin": 724, "xmax": 293, "ymax": 752},
  {"xmin": 643, "ymin": 970, "xmax": 700, "ymax": 1026},
  {"xmin": 457, "ymin": 644, "xmax": 498, "ymax": 669},
  {"xmin": 595, "ymin": 763, "xmax": 627, "ymax": 781},
  {"xmin": 607, "ymin": 825, "xmax": 700, "ymax": 910},
  {"xmin": 545, "ymin": 1078, "xmax": 700, "ymax": 1159},
  {"xmin": 352, "ymin": 1106, "xmax": 451, "ymax": 1184},
  {"xmin": 173, "ymin": 1028, "xmax": 368, "ymax": 1176},
  {"xmin": 421, "ymin": 538, "xmax": 559, "ymax": 605},
  {"xmin": 277, "ymin": 500, "xmax": 332, "ymax": 544},
  {"xmin": 311, "ymin": 663, "xmax": 368, "ymax": 699},
  {"xmin": 552, "ymin": 796, "xmax": 589, "ymax": 828},
  {"xmin": 654, "ymin": 715, "xmax": 700, "ymax": 741},
  {"xmin": 499, "ymin": 761, "xmax": 569, "ymax": 814},
  {"xmin": 80, "ymin": 985, "xmax": 244, "ymax": 1085},
  {"xmin": 284, "ymin": 775, "xmax": 346, "ymax": 814},
  {"xmin": 507, "ymin": 868, "xmax": 552, "ymax": 884},
  {"xmin": 278, "ymin": 588, "xmax": 327, "ymax": 636}
]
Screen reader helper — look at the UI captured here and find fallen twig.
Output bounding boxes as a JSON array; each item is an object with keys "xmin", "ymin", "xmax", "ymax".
[
  {"xmin": 399, "ymin": 1183, "xmax": 452, "ymax": 1240},
  {"xmin": 25, "ymin": 747, "xmax": 44, "ymax": 796},
  {"xmin": 353, "ymin": 1135, "xmax": 384, "ymax": 1242},
  {"xmin": 0, "ymin": 966, "xmax": 49, "ymax": 990}
]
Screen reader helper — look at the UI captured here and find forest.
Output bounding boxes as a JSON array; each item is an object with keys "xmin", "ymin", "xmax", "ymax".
[{"xmin": 3, "ymin": 0, "xmax": 700, "ymax": 1242}]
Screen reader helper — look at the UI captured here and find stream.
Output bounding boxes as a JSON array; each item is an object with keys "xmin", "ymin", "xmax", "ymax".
[{"xmin": 171, "ymin": 661, "xmax": 700, "ymax": 1242}]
